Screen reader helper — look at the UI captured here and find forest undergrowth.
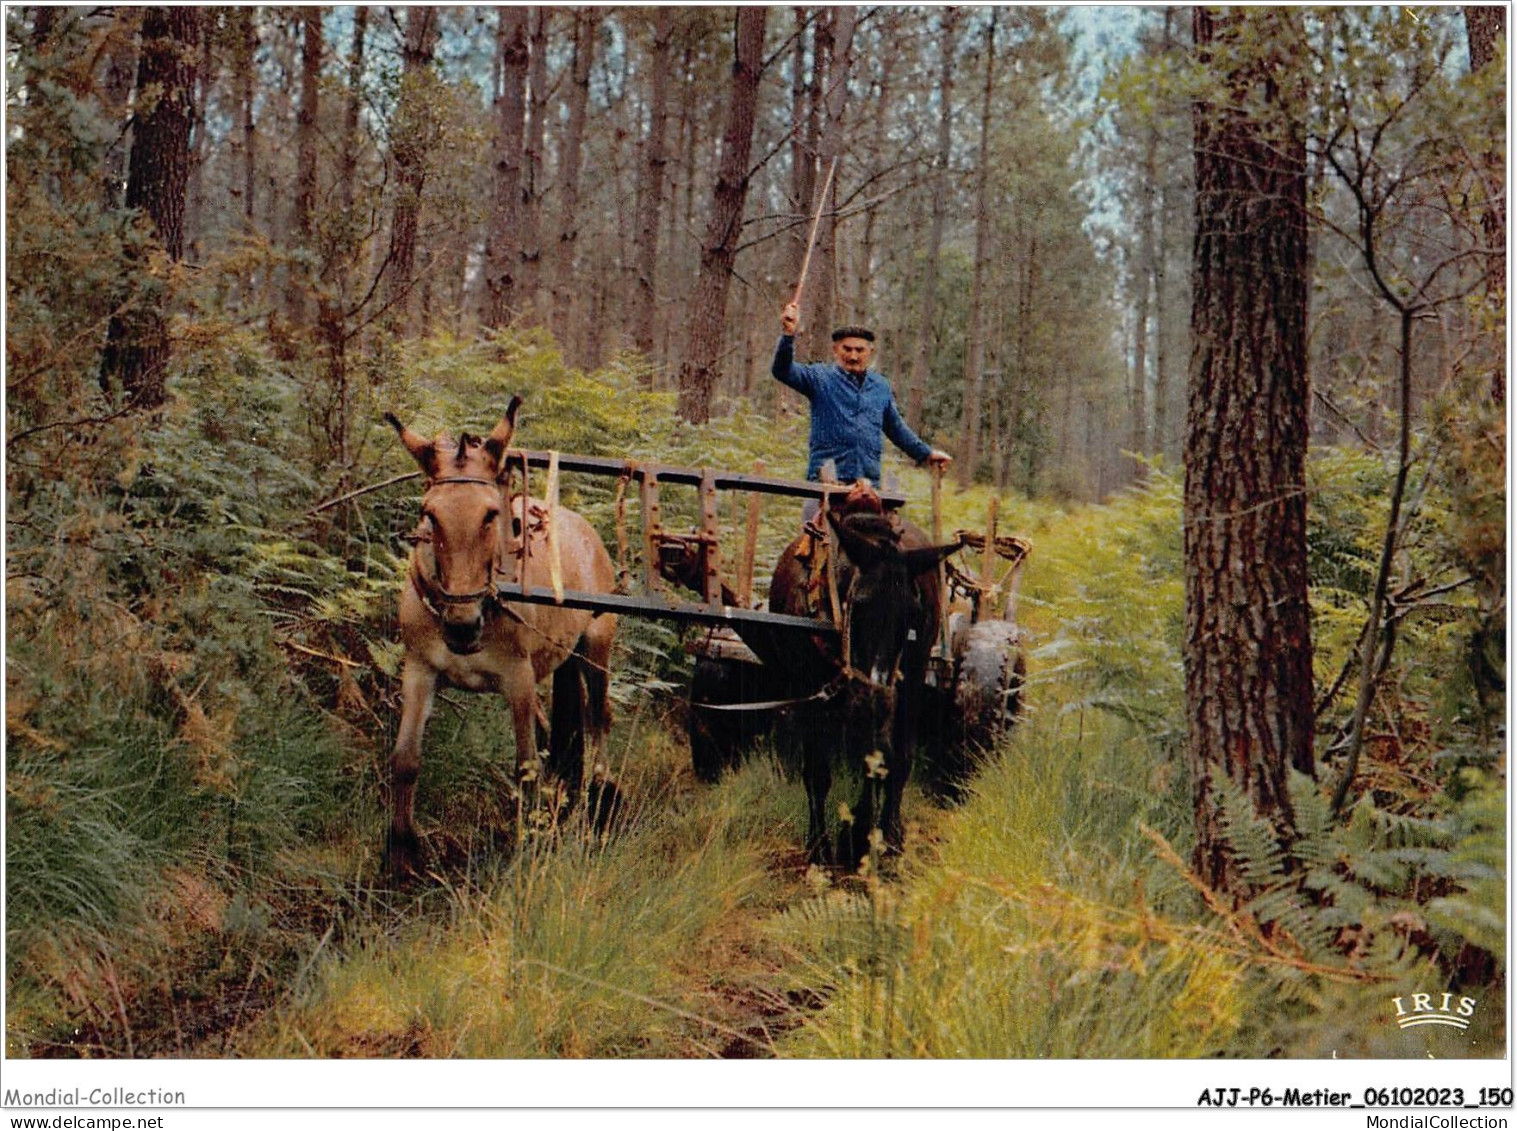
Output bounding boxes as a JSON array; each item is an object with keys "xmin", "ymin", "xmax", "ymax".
[{"xmin": 6, "ymin": 332, "xmax": 1505, "ymax": 1059}]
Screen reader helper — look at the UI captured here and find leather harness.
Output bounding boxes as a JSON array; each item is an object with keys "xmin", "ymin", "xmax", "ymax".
[{"xmin": 407, "ymin": 476, "xmax": 511, "ymax": 620}]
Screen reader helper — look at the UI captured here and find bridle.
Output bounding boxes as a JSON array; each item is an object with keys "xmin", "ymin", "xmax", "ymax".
[
  {"xmin": 838, "ymin": 566, "xmax": 908, "ymax": 693},
  {"xmin": 407, "ymin": 475, "xmax": 511, "ymax": 618}
]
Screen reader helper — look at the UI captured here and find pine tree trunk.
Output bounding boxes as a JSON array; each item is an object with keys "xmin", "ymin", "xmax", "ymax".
[
  {"xmin": 907, "ymin": 7, "xmax": 958, "ymax": 430},
  {"xmin": 1153, "ymin": 175, "xmax": 1173, "ymax": 464},
  {"xmin": 263, "ymin": 14, "xmax": 297, "ymax": 253},
  {"xmin": 1151, "ymin": 8, "xmax": 1179, "ymax": 463},
  {"xmin": 632, "ymin": 9, "xmax": 675, "ymax": 364},
  {"xmin": 676, "ymin": 7, "xmax": 767, "ymax": 424},
  {"xmin": 681, "ymin": 41, "xmax": 700, "ymax": 243},
  {"xmin": 1129, "ymin": 265, "xmax": 1150, "ymax": 468},
  {"xmin": 778, "ymin": 6, "xmax": 817, "ymax": 412},
  {"xmin": 1056, "ymin": 342, "xmax": 1076, "ymax": 484},
  {"xmin": 660, "ymin": 40, "xmax": 698, "ymax": 385},
  {"xmin": 663, "ymin": 38, "xmax": 703, "ymax": 379},
  {"xmin": 519, "ymin": 7, "xmax": 550, "ymax": 321},
  {"xmin": 1008, "ymin": 227, "xmax": 1037, "ymax": 491},
  {"xmin": 30, "ymin": 6, "xmax": 54, "ymax": 46},
  {"xmin": 799, "ymin": 7, "xmax": 856, "ymax": 349},
  {"xmin": 234, "ymin": 9, "xmax": 257, "ymax": 228},
  {"xmin": 1465, "ymin": 5, "xmax": 1506, "ymax": 400},
  {"xmin": 1129, "ymin": 112, "xmax": 1160, "ymax": 470},
  {"xmin": 484, "ymin": 6, "xmax": 528, "ymax": 329},
  {"xmin": 289, "ymin": 7, "xmax": 322, "ymax": 327},
  {"xmin": 317, "ymin": 5, "xmax": 367, "ymax": 473},
  {"xmin": 99, "ymin": 11, "xmax": 140, "ymax": 212},
  {"xmin": 293, "ymin": 10, "xmax": 322, "ymax": 243},
  {"xmin": 987, "ymin": 284, "xmax": 1005, "ymax": 489},
  {"xmin": 100, "ymin": 6, "xmax": 200, "ymax": 409},
  {"xmin": 610, "ymin": 105, "xmax": 635, "ymax": 352},
  {"xmin": 1465, "ymin": 5, "xmax": 1505, "ymax": 71},
  {"xmin": 1187, "ymin": 7, "xmax": 1314, "ymax": 895},
  {"xmin": 855, "ymin": 21, "xmax": 895, "ymax": 322},
  {"xmin": 789, "ymin": 11, "xmax": 828, "ymax": 358},
  {"xmin": 787, "ymin": 5, "xmax": 814, "ymax": 287},
  {"xmin": 183, "ymin": 14, "xmax": 213, "ymax": 262},
  {"xmin": 384, "ymin": 6, "xmax": 439, "ymax": 338},
  {"xmin": 337, "ymin": 9, "xmax": 364, "ymax": 224},
  {"xmin": 957, "ymin": 11, "xmax": 996, "ymax": 489},
  {"xmin": 549, "ymin": 10, "xmax": 600, "ymax": 359}
]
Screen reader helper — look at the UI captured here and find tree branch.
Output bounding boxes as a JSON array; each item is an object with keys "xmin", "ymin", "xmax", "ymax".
[
  {"xmin": 309, "ymin": 470, "xmax": 421, "ymax": 514},
  {"xmin": 1331, "ymin": 307, "xmax": 1415, "ymax": 816}
]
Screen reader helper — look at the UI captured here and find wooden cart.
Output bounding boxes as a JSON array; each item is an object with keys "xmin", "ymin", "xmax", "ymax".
[{"xmin": 492, "ymin": 450, "xmax": 1029, "ymax": 785}]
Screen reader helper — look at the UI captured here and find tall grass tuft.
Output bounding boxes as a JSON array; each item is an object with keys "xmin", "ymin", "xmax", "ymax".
[{"xmin": 242, "ymin": 740, "xmax": 815, "ymax": 1058}]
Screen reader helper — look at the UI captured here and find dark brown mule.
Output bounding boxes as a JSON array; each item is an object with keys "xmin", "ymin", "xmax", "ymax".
[
  {"xmin": 672, "ymin": 485, "xmax": 958, "ymax": 865},
  {"xmin": 385, "ymin": 399, "xmax": 617, "ymax": 877},
  {"xmin": 775, "ymin": 498, "xmax": 959, "ymax": 865}
]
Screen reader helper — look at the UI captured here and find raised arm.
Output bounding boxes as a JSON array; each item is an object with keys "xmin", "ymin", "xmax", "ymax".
[{"xmin": 771, "ymin": 301, "xmax": 819, "ymax": 398}]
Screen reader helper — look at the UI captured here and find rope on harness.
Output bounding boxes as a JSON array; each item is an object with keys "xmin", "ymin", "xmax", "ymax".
[
  {"xmin": 955, "ymin": 530, "xmax": 1032, "ymax": 564},
  {"xmin": 689, "ymin": 676, "xmax": 843, "ymax": 712},
  {"xmin": 839, "ymin": 567, "xmax": 857, "ymax": 682},
  {"xmin": 824, "ymin": 518, "xmax": 843, "ymax": 634}
]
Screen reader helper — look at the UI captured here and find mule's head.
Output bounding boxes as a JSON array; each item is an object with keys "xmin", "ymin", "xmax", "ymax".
[
  {"xmin": 386, "ymin": 398, "xmax": 522, "ymax": 654},
  {"xmin": 828, "ymin": 510, "xmax": 961, "ymax": 686}
]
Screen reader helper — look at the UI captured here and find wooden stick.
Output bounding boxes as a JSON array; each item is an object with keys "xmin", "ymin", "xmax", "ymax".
[
  {"xmin": 821, "ymin": 463, "xmax": 843, "ymax": 631},
  {"xmin": 931, "ymin": 461, "xmax": 943, "ymax": 544},
  {"xmin": 739, "ymin": 460, "xmax": 764, "ymax": 606},
  {"xmin": 516, "ymin": 452, "xmax": 531, "ymax": 579},
  {"xmin": 309, "ymin": 471, "xmax": 420, "ymax": 513},
  {"xmin": 698, "ymin": 468, "xmax": 723, "ymax": 604},
  {"xmin": 791, "ymin": 156, "xmax": 839, "ymax": 311},
  {"xmin": 1002, "ymin": 556, "xmax": 1026, "ymax": 624},
  {"xmin": 982, "ymin": 496, "xmax": 999, "ymax": 593},
  {"xmin": 640, "ymin": 474, "xmax": 662, "ymax": 594},
  {"xmin": 277, "ymin": 639, "xmax": 362, "ymax": 667},
  {"xmin": 932, "ymin": 462, "xmax": 949, "ymax": 653},
  {"xmin": 613, "ymin": 474, "xmax": 631, "ymax": 585}
]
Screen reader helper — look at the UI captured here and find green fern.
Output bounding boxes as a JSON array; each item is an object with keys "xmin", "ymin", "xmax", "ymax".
[
  {"xmin": 1214, "ymin": 775, "xmax": 1288, "ymax": 888},
  {"xmin": 1206, "ymin": 762, "xmax": 1498, "ymax": 993},
  {"xmin": 1425, "ymin": 769, "xmax": 1506, "ymax": 961}
]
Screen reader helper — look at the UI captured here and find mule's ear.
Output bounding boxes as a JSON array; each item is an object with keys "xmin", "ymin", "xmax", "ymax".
[
  {"xmin": 483, "ymin": 395, "xmax": 523, "ymax": 469},
  {"xmin": 902, "ymin": 539, "xmax": 962, "ymax": 579},
  {"xmin": 385, "ymin": 412, "xmax": 439, "ymax": 478},
  {"xmin": 828, "ymin": 509, "xmax": 897, "ymax": 569}
]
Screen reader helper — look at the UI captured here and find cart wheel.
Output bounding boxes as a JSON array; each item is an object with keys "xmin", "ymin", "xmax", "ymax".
[
  {"xmin": 922, "ymin": 619, "xmax": 1025, "ymax": 799},
  {"xmin": 956, "ymin": 619, "xmax": 1025, "ymax": 750}
]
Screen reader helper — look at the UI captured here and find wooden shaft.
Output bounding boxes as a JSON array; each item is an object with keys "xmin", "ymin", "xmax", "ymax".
[
  {"xmin": 517, "ymin": 453, "xmax": 531, "ymax": 578},
  {"xmin": 699, "ymin": 468, "xmax": 723, "ymax": 604},
  {"xmin": 502, "ymin": 449, "xmax": 907, "ymax": 507},
  {"xmin": 931, "ymin": 462, "xmax": 943, "ymax": 542},
  {"xmin": 739, "ymin": 459, "xmax": 764, "ymax": 605},
  {"xmin": 1003, "ymin": 557, "xmax": 1026, "ymax": 623},
  {"xmin": 792, "ymin": 156, "xmax": 839, "ymax": 310},
  {"xmin": 640, "ymin": 473, "xmax": 662, "ymax": 593},
  {"xmin": 982, "ymin": 495, "xmax": 999, "ymax": 590},
  {"xmin": 932, "ymin": 462, "xmax": 949, "ymax": 652},
  {"xmin": 494, "ymin": 582, "xmax": 837, "ymax": 634}
]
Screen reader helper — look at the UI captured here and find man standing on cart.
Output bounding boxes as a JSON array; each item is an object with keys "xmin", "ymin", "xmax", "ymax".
[{"xmin": 772, "ymin": 301, "xmax": 952, "ymax": 520}]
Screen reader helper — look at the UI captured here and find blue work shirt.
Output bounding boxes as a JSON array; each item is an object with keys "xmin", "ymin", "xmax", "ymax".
[{"xmin": 771, "ymin": 335, "xmax": 933, "ymax": 484}]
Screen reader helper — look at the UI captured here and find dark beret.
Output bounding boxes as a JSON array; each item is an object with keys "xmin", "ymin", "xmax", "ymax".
[{"xmin": 831, "ymin": 325, "xmax": 876, "ymax": 342}]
